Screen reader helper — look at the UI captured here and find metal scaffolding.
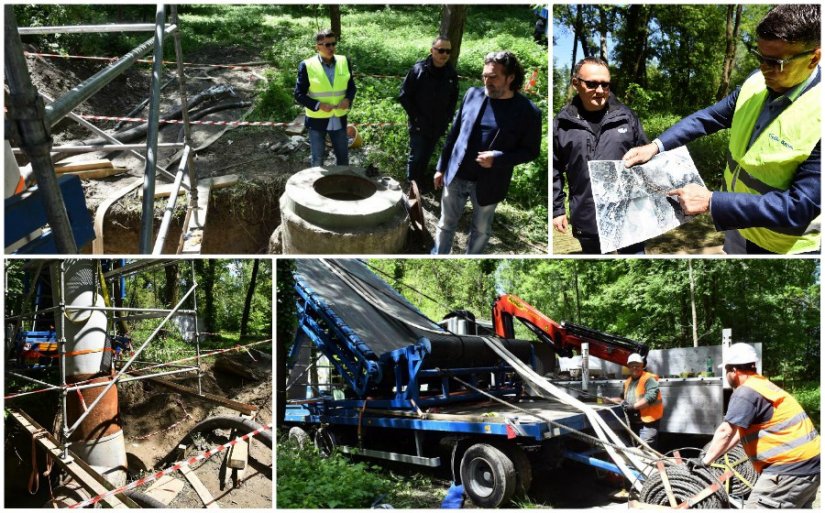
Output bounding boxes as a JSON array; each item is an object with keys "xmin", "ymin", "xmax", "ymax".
[
  {"xmin": 4, "ymin": 4, "xmax": 200, "ymax": 255},
  {"xmin": 6, "ymin": 259, "xmax": 203, "ymax": 454}
]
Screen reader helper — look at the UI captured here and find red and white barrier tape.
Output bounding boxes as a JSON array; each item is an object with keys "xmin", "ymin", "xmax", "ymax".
[
  {"xmin": 78, "ymin": 114, "xmax": 401, "ymax": 128},
  {"xmin": 69, "ymin": 422, "xmax": 272, "ymax": 508}
]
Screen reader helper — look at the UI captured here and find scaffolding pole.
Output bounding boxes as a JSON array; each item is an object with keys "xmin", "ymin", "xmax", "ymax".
[
  {"xmin": 4, "ymin": 7, "xmax": 77, "ymax": 253},
  {"xmin": 153, "ymin": 145, "xmax": 190, "ymax": 254},
  {"xmin": 44, "ymin": 23, "xmax": 177, "ymax": 126},
  {"xmin": 139, "ymin": 4, "xmax": 168, "ymax": 254},
  {"xmin": 18, "ymin": 23, "xmax": 171, "ymax": 35},
  {"xmin": 191, "ymin": 261, "xmax": 203, "ymax": 394},
  {"xmin": 65, "ymin": 283, "xmax": 196, "ymax": 437},
  {"xmin": 171, "ymin": 5, "xmax": 199, "ymax": 230}
]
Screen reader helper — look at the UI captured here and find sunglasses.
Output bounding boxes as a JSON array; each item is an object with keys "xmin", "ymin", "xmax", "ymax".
[
  {"xmin": 433, "ymin": 47, "xmax": 452, "ymax": 55},
  {"xmin": 576, "ymin": 77, "xmax": 610, "ymax": 90},
  {"xmin": 318, "ymin": 41, "xmax": 337, "ymax": 48},
  {"xmin": 747, "ymin": 46, "xmax": 815, "ymax": 72}
]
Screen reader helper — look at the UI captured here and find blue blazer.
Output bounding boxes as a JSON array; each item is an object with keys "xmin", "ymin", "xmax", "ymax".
[{"xmin": 438, "ymin": 87, "xmax": 542, "ymax": 206}]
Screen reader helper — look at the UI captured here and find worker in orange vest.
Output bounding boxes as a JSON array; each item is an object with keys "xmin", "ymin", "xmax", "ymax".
[
  {"xmin": 697, "ymin": 343, "xmax": 820, "ymax": 508},
  {"xmin": 608, "ymin": 352, "xmax": 664, "ymax": 450}
]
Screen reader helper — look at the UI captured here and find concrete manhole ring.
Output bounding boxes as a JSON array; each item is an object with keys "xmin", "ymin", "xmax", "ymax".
[{"xmin": 282, "ymin": 166, "xmax": 404, "ymax": 230}]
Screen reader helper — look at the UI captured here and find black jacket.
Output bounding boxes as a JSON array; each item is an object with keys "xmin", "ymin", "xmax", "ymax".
[
  {"xmin": 553, "ymin": 94, "xmax": 649, "ymax": 236},
  {"xmin": 399, "ymin": 56, "xmax": 459, "ymax": 138}
]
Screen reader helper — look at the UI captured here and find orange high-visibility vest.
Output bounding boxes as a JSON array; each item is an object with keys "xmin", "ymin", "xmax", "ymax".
[
  {"xmin": 738, "ymin": 375, "xmax": 820, "ymax": 473},
  {"xmin": 623, "ymin": 371, "xmax": 664, "ymax": 423}
]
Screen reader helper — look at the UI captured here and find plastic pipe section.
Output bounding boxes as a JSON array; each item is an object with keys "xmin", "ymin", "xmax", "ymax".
[{"xmin": 52, "ymin": 260, "xmax": 127, "ymax": 486}]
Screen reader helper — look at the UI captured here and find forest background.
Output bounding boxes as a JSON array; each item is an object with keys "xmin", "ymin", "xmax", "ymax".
[{"xmin": 553, "ymin": 4, "xmax": 771, "ymax": 192}]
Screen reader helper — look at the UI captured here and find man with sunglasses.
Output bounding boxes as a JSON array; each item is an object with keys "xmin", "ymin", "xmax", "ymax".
[
  {"xmin": 294, "ymin": 29, "xmax": 357, "ymax": 167},
  {"xmin": 431, "ymin": 51, "xmax": 541, "ymax": 254},
  {"xmin": 553, "ymin": 57, "xmax": 650, "ymax": 254},
  {"xmin": 697, "ymin": 343, "xmax": 820, "ymax": 508},
  {"xmin": 399, "ymin": 36, "xmax": 459, "ymax": 193},
  {"xmin": 623, "ymin": 5, "xmax": 821, "ymax": 255}
]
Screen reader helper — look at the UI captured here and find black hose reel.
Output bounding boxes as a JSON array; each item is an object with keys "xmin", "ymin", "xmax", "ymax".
[{"xmin": 637, "ymin": 444, "xmax": 756, "ymax": 508}]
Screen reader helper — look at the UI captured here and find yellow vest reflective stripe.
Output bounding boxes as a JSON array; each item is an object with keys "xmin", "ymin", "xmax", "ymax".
[
  {"xmin": 623, "ymin": 371, "xmax": 664, "ymax": 423},
  {"xmin": 304, "ymin": 55, "xmax": 351, "ymax": 119},
  {"xmin": 738, "ymin": 375, "xmax": 820, "ymax": 473},
  {"xmin": 724, "ymin": 72, "xmax": 821, "ymax": 254}
]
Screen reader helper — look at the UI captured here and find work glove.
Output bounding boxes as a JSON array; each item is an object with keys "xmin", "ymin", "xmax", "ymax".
[{"xmin": 621, "ymin": 400, "xmax": 635, "ymax": 413}]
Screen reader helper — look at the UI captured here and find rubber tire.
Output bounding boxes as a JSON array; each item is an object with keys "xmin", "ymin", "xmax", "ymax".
[
  {"xmin": 460, "ymin": 443, "xmax": 517, "ymax": 508},
  {"xmin": 313, "ymin": 428, "xmax": 337, "ymax": 457},
  {"xmin": 288, "ymin": 426, "xmax": 310, "ymax": 449},
  {"xmin": 503, "ymin": 444, "xmax": 533, "ymax": 498}
]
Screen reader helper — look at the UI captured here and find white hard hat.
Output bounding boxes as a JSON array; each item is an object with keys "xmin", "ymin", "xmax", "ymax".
[
  {"xmin": 626, "ymin": 353, "xmax": 644, "ymax": 365},
  {"xmin": 719, "ymin": 343, "xmax": 758, "ymax": 368}
]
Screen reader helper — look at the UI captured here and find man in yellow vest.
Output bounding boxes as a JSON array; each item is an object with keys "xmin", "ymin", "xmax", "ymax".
[
  {"xmin": 294, "ymin": 29, "xmax": 357, "ymax": 168},
  {"xmin": 622, "ymin": 5, "xmax": 820, "ymax": 255},
  {"xmin": 608, "ymin": 353, "xmax": 664, "ymax": 450},
  {"xmin": 697, "ymin": 343, "xmax": 820, "ymax": 508}
]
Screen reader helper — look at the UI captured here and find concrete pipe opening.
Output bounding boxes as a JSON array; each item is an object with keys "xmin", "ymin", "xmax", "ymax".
[
  {"xmin": 313, "ymin": 175, "xmax": 377, "ymax": 201},
  {"xmin": 279, "ymin": 166, "xmax": 409, "ymax": 254}
]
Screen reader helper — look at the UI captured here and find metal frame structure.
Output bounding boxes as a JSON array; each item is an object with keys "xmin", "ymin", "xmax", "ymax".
[
  {"xmin": 5, "ymin": 259, "xmax": 203, "ymax": 459},
  {"xmin": 4, "ymin": 4, "xmax": 199, "ymax": 254}
]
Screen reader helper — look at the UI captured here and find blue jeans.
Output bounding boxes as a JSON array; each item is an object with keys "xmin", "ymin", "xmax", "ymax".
[
  {"xmin": 309, "ymin": 127, "xmax": 348, "ymax": 167},
  {"xmin": 432, "ymin": 178, "xmax": 498, "ymax": 255},
  {"xmin": 407, "ymin": 131, "xmax": 439, "ymax": 192}
]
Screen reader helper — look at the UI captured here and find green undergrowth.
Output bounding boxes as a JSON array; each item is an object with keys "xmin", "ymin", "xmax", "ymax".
[{"xmin": 276, "ymin": 435, "xmax": 447, "ymax": 508}]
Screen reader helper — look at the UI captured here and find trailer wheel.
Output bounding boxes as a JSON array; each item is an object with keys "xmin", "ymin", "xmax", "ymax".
[
  {"xmin": 502, "ymin": 444, "xmax": 532, "ymax": 498},
  {"xmin": 313, "ymin": 428, "xmax": 337, "ymax": 457},
  {"xmin": 288, "ymin": 426, "xmax": 310, "ymax": 448},
  {"xmin": 460, "ymin": 443, "xmax": 516, "ymax": 508}
]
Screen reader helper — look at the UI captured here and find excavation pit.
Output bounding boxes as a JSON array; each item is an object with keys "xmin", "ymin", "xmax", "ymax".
[{"xmin": 279, "ymin": 166, "xmax": 409, "ymax": 254}]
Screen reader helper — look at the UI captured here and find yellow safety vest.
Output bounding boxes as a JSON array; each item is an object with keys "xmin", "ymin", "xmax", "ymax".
[
  {"xmin": 303, "ymin": 55, "xmax": 351, "ymax": 119},
  {"xmin": 738, "ymin": 375, "xmax": 820, "ymax": 474},
  {"xmin": 623, "ymin": 371, "xmax": 664, "ymax": 423},
  {"xmin": 724, "ymin": 72, "xmax": 821, "ymax": 254}
]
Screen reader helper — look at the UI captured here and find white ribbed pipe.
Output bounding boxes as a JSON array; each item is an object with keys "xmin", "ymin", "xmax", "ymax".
[{"xmin": 52, "ymin": 259, "xmax": 126, "ymax": 486}]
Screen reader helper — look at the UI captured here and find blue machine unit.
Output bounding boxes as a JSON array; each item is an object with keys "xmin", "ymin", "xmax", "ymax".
[
  {"xmin": 4, "ymin": 174, "xmax": 95, "ymax": 254},
  {"xmin": 283, "ymin": 260, "xmax": 631, "ymax": 508}
]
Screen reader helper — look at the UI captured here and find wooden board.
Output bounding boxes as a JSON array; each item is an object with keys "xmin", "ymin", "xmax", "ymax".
[
  {"xmin": 143, "ymin": 474, "xmax": 184, "ymax": 506},
  {"xmin": 180, "ymin": 465, "xmax": 220, "ymax": 509},
  {"xmin": 55, "ymin": 159, "xmax": 113, "ymax": 173},
  {"xmin": 66, "ymin": 167, "xmax": 128, "ymax": 180},
  {"xmin": 139, "ymin": 174, "xmax": 238, "ymax": 199}
]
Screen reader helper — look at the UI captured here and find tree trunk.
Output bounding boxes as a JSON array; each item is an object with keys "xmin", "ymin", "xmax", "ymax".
[
  {"xmin": 688, "ymin": 260, "xmax": 699, "ymax": 347},
  {"xmin": 240, "ymin": 259, "xmax": 260, "ymax": 338},
  {"xmin": 439, "ymin": 5, "xmax": 467, "ymax": 67},
  {"xmin": 598, "ymin": 6, "xmax": 610, "ymax": 62},
  {"xmin": 328, "ymin": 5, "xmax": 341, "ymax": 40},
  {"xmin": 198, "ymin": 260, "xmax": 216, "ymax": 334},
  {"xmin": 715, "ymin": 5, "xmax": 742, "ymax": 100},
  {"xmin": 163, "ymin": 263, "xmax": 179, "ymax": 309}
]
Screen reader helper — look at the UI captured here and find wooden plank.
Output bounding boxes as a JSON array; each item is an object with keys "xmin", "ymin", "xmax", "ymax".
[
  {"xmin": 180, "ymin": 464, "xmax": 220, "ymax": 509},
  {"xmin": 143, "ymin": 474, "xmax": 184, "ymax": 505},
  {"xmin": 8, "ymin": 409, "xmax": 136, "ymax": 509},
  {"xmin": 66, "ymin": 167, "xmax": 128, "ymax": 180},
  {"xmin": 127, "ymin": 372, "xmax": 257, "ymax": 415},
  {"xmin": 140, "ymin": 174, "xmax": 238, "ymax": 199},
  {"xmin": 55, "ymin": 159, "xmax": 113, "ymax": 173}
]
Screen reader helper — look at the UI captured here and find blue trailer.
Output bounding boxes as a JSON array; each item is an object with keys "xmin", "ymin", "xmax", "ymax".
[{"xmin": 283, "ymin": 259, "xmax": 645, "ymax": 507}]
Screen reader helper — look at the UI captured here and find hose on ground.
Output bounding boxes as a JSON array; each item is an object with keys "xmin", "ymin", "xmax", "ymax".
[
  {"xmin": 186, "ymin": 415, "xmax": 273, "ymax": 448},
  {"xmin": 124, "ymin": 490, "xmax": 168, "ymax": 508}
]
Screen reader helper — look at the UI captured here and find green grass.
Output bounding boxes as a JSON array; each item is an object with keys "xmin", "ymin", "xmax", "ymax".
[{"xmin": 176, "ymin": 5, "xmax": 548, "ymax": 221}]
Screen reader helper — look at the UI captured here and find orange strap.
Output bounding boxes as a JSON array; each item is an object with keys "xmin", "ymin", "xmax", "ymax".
[{"xmin": 44, "ymin": 347, "xmax": 115, "ymax": 359}]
